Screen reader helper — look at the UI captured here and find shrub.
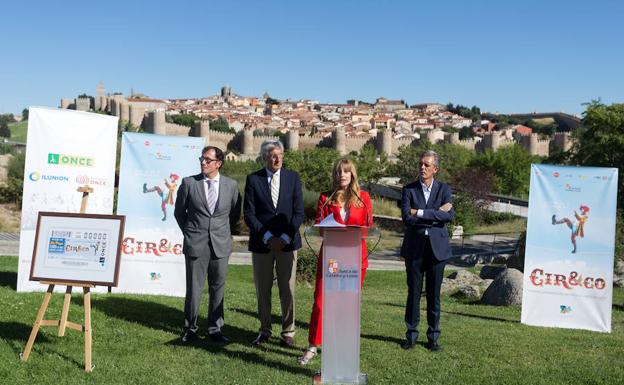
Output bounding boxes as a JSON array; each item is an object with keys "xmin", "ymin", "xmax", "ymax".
[
  {"xmin": 0, "ymin": 144, "xmax": 15, "ymax": 155},
  {"xmin": 0, "ymin": 177, "xmax": 23, "ymax": 206},
  {"xmin": 451, "ymin": 192, "xmax": 479, "ymax": 234},
  {"xmin": 296, "ymin": 247, "xmax": 318, "ymax": 284},
  {"xmin": 7, "ymin": 151, "xmax": 25, "ymax": 180},
  {"xmin": 303, "ymin": 188, "xmax": 320, "ymax": 220},
  {"xmin": 482, "ymin": 211, "xmax": 518, "ymax": 225}
]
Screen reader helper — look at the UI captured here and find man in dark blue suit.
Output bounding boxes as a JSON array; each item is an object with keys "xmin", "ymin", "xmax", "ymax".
[
  {"xmin": 400, "ymin": 150, "xmax": 454, "ymax": 352},
  {"xmin": 244, "ymin": 140, "xmax": 304, "ymax": 347}
]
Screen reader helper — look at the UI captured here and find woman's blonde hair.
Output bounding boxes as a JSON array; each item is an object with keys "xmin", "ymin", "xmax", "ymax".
[{"xmin": 331, "ymin": 158, "xmax": 363, "ymax": 208}]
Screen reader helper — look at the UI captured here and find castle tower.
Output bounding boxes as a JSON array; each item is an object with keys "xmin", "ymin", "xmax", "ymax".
[
  {"xmin": 110, "ymin": 94, "xmax": 125, "ymax": 117},
  {"xmin": 553, "ymin": 132, "xmax": 572, "ymax": 152},
  {"xmin": 120, "ymin": 101, "xmax": 130, "ymax": 122},
  {"xmin": 110, "ymin": 99, "xmax": 119, "ymax": 116},
  {"xmin": 376, "ymin": 129, "xmax": 392, "ymax": 156},
  {"xmin": 99, "ymin": 96, "xmax": 108, "ymax": 112},
  {"xmin": 528, "ymin": 133, "xmax": 539, "ymax": 155},
  {"xmin": 333, "ymin": 126, "xmax": 346, "ymax": 155},
  {"xmin": 482, "ymin": 132, "xmax": 501, "ymax": 152},
  {"xmin": 425, "ymin": 130, "xmax": 437, "ymax": 144},
  {"xmin": 146, "ymin": 110, "xmax": 166, "ymax": 135},
  {"xmin": 243, "ymin": 127, "xmax": 254, "ymax": 155},
  {"xmin": 287, "ymin": 129, "xmax": 299, "ymax": 151},
  {"xmin": 193, "ymin": 120, "xmax": 211, "ymax": 145},
  {"xmin": 75, "ymin": 97, "xmax": 90, "ymax": 112},
  {"xmin": 129, "ymin": 104, "xmax": 145, "ymax": 128},
  {"xmin": 60, "ymin": 99, "xmax": 72, "ymax": 109}
]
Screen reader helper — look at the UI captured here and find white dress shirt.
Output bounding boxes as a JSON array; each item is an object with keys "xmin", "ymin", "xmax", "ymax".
[
  {"xmin": 262, "ymin": 168, "xmax": 292, "ymax": 245},
  {"xmin": 417, "ymin": 179, "xmax": 433, "ymax": 235}
]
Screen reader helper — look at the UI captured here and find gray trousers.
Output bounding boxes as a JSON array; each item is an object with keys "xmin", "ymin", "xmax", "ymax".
[
  {"xmin": 252, "ymin": 250, "xmax": 297, "ymax": 338},
  {"xmin": 184, "ymin": 243, "xmax": 229, "ymax": 335}
]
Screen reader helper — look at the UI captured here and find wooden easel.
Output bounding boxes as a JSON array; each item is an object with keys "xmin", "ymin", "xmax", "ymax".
[{"xmin": 21, "ymin": 185, "xmax": 96, "ymax": 372}]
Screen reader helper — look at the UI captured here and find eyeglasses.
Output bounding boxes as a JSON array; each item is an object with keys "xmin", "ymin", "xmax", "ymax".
[{"xmin": 199, "ymin": 156, "xmax": 218, "ymax": 164}]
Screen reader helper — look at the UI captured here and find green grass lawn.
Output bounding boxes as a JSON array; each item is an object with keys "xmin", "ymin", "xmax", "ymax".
[
  {"xmin": 1, "ymin": 256, "xmax": 623, "ymax": 385},
  {"xmin": 8, "ymin": 121, "xmax": 28, "ymax": 142}
]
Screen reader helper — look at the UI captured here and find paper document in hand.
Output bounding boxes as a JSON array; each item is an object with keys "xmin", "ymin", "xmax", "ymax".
[{"xmin": 315, "ymin": 213, "xmax": 346, "ymax": 228}]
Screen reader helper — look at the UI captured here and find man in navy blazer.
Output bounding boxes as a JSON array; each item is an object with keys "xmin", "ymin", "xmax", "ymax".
[
  {"xmin": 244, "ymin": 140, "xmax": 304, "ymax": 347},
  {"xmin": 400, "ymin": 150, "xmax": 454, "ymax": 352}
]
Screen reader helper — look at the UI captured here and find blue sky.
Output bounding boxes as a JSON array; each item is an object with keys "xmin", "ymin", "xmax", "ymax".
[{"xmin": 1, "ymin": 0, "xmax": 622, "ymax": 115}]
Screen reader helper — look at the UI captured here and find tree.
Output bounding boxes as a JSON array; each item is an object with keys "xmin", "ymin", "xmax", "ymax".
[
  {"xmin": 447, "ymin": 103, "xmax": 482, "ymax": 122},
  {"xmin": 350, "ymin": 144, "xmax": 389, "ymax": 184},
  {"xmin": 471, "ymin": 144, "xmax": 541, "ymax": 198},
  {"xmin": 450, "ymin": 168, "xmax": 497, "ymax": 233},
  {"xmin": 0, "ymin": 113, "xmax": 16, "ymax": 125},
  {"xmin": 22, "ymin": 108, "xmax": 29, "ymax": 120},
  {"xmin": 0, "ymin": 122, "xmax": 10, "ymax": 138},
  {"xmin": 168, "ymin": 113, "xmax": 199, "ymax": 127},
  {"xmin": 571, "ymin": 101, "xmax": 624, "ymax": 208},
  {"xmin": 390, "ymin": 143, "xmax": 431, "ymax": 184},
  {"xmin": 567, "ymin": 101, "xmax": 624, "ymax": 262},
  {"xmin": 459, "ymin": 125, "xmax": 474, "ymax": 139},
  {"xmin": 284, "ymin": 148, "xmax": 340, "ymax": 192},
  {"xmin": 389, "ymin": 142, "xmax": 475, "ymax": 184},
  {"xmin": 524, "ymin": 118, "xmax": 558, "ymax": 136},
  {"xmin": 210, "ymin": 117, "xmax": 234, "ymax": 133}
]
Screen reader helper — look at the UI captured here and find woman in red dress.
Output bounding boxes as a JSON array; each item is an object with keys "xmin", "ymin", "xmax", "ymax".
[{"xmin": 298, "ymin": 158, "xmax": 373, "ymax": 365}]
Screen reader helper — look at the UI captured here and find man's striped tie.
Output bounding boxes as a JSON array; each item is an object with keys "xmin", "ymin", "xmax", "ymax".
[
  {"xmin": 206, "ymin": 179, "xmax": 217, "ymax": 214},
  {"xmin": 271, "ymin": 174, "xmax": 279, "ymax": 208}
]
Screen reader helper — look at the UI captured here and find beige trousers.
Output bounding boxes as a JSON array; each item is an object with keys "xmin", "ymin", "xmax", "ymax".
[{"xmin": 252, "ymin": 250, "xmax": 297, "ymax": 338}]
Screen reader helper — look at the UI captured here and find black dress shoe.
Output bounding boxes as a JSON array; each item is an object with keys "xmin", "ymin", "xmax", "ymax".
[
  {"xmin": 251, "ymin": 333, "xmax": 270, "ymax": 346},
  {"xmin": 425, "ymin": 341, "xmax": 441, "ymax": 352},
  {"xmin": 209, "ymin": 332, "xmax": 231, "ymax": 344},
  {"xmin": 181, "ymin": 331, "xmax": 198, "ymax": 343},
  {"xmin": 281, "ymin": 336, "xmax": 295, "ymax": 348},
  {"xmin": 401, "ymin": 339, "xmax": 416, "ymax": 350}
]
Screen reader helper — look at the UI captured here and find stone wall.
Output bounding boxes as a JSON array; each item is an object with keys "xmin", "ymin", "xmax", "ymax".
[{"xmin": 57, "ymin": 93, "xmax": 575, "ymax": 159}]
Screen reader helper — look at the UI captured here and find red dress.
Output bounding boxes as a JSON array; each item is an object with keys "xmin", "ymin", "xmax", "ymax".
[{"xmin": 307, "ymin": 190, "xmax": 373, "ymax": 346}]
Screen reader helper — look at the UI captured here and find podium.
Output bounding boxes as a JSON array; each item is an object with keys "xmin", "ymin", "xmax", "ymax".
[{"xmin": 310, "ymin": 218, "xmax": 376, "ymax": 385}]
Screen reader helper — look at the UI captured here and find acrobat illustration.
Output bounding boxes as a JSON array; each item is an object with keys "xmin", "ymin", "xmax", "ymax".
[
  {"xmin": 143, "ymin": 173, "xmax": 179, "ymax": 221},
  {"xmin": 551, "ymin": 204, "xmax": 589, "ymax": 254}
]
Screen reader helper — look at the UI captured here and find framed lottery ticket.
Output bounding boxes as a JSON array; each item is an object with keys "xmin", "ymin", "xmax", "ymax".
[{"xmin": 29, "ymin": 212, "xmax": 125, "ymax": 286}]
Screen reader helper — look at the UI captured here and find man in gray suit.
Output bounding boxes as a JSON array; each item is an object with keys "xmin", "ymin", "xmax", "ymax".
[{"xmin": 174, "ymin": 146, "xmax": 241, "ymax": 344}]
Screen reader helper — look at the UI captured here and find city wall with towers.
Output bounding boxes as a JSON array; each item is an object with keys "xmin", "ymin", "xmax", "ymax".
[{"xmin": 60, "ymin": 85, "xmax": 574, "ymax": 159}]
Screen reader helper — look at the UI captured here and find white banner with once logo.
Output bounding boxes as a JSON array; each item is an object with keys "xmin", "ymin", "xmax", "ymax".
[
  {"xmin": 521, "ymin": 164, "xmax": 618, "ymax": 332},
  {"xmin": 17, "ymin": 107, "xmax": 118, "ymax": 292}
]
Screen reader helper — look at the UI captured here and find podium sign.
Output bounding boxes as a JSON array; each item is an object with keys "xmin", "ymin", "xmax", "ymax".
[{"xmin": 321, "ymin": 227, "xmax": 365, "ymax": 384}]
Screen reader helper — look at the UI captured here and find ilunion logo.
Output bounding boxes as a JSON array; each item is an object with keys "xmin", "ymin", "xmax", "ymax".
[{"xmin": 28, "ymin": 171, "xmax": 69, "ymax": 183}]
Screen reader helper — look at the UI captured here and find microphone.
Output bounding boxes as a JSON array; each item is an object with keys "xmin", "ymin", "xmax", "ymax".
[
  {"xmin": 318, "ymin": 189, "xmax": 338, "ymax": 222},
  {"xmin": 350, "ymin": 187, "xmax": 381, "ymax": 259},
  {"xmin": 350, "ymin": 187, "xmax": 371, "ymax": 227}
]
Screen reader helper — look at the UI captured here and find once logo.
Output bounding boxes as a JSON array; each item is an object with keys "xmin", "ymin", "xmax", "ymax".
[
  {"xmin": 48, "ymin": 153, "xmax": 94, "ymax": 167},
  {"xmin": 75, "ymin": 175, "xmax": 107, "ymax": 186},
  {"xmin": 47, "ymin": 153, "xmax": 60, "ymax": 164},
  {"xmin": 29, "ymin": 172, "xmax": 40, "ymax": 181}
]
